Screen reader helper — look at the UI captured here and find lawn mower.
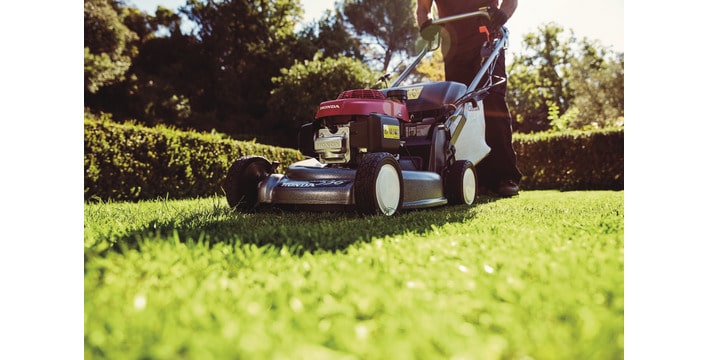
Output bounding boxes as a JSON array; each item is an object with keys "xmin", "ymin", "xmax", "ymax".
[{"xmin": 224, "ymin": 10, "xmax": 509, "ymax": 216}]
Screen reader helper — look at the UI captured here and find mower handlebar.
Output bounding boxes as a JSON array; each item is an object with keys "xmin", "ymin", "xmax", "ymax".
[
  {"xmin": 390, "ymin": 10, "xmax": 502, "ymax": 88},
  {"xmin": 429, "ymin": 9, "xmax": 490, "ymax": 27}
]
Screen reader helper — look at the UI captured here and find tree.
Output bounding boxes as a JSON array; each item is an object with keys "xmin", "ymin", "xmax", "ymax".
[
  {"xmin": 413, "ymin": 48, "xmax": 445, "ymax": 83},
  {"xmin": 341, "ymin": 0, "xmax": 418, "ymax": 73},
  {"xmin": 85, "ymin": 3, "xmax": 202, "ymax": 130},
  {"xmin": 298, "ymin": 9, "xmax": 364, "ymax": 60},
  {"xmin": 84, "ymin": 0, "xmax": 138, "ymax": 93},
  {"xmin": 507, "ymin": 23, "xmax": 574, "ymax": 133},
  {"xmin": 566, "ymin": 40, "xmax": 624, "ymax": 129},
  {"xmin": 507, "ymin": 23, "xmax": 624, "ymax": 133},
  {"xmin": 181, "ymin": 0, "xmax": 308, "ymax": 133}
]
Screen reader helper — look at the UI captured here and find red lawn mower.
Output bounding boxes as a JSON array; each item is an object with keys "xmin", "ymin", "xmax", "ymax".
[{"xmin": 225, "ymin": 10, "xmax": 508, "ymax": 216}]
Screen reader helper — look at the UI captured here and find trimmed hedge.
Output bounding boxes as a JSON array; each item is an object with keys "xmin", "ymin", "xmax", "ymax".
[
  {"xmin": 85, "ymin": 117, "xmax": 623, "ymax": 202},
  {"xmin": 84, "ymin": 117, "xmax": 304, "ymax": 201},
  {"xmin": 513, "ymin": 129, "xmax": 623, "ymax": 190}
]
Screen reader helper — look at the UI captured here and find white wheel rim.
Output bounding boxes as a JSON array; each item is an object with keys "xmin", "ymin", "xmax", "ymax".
[
  {"xmin": 462, "ymin": 167, "xmax": 476, "ymax": 205},
  {"xmin": 375, "ymin": 164, "xmax": 400, "ymax": 216}
]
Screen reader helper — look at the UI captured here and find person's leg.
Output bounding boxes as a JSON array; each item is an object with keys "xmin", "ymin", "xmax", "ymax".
[
  {"xmin": 443, "ymin": 32, "xmax": 482, "ymax": 85},
  {"xmin": 444, "ymin": 58, "xmax": 476, "ymax": 85},
  {"xmin": 475, "ymin": 50, "xmax": 522, "ymax": 195},
  {"xmin": 476, "ymin": 95, "xmax": 521, "ymax": 186}
]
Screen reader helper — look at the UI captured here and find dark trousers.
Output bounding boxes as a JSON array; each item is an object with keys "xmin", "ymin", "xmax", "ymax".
[{"xmin": 443, "ymin": 39, "xmax": 522, "ymax": 188}]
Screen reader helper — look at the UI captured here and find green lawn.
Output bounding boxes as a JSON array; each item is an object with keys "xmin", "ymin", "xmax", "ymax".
[{"xmin": 84, "ymin": 190, "xmax": 624, "ymax": 359}]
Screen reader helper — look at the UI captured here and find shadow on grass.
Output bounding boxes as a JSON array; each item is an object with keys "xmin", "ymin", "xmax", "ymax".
[{"xmin": 92, "ymin": 194, "xmax": 506, "ymax": 257}]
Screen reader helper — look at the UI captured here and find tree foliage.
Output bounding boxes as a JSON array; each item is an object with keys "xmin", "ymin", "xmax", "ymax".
[
  {"xmin": 507, "ymin": 23, "xmax": 573, "ymax": 133},
  {"xmin": 566, "ymin": 41, "xmax": 624, "ymax": 129},
  {"xmin": 414, "ymin": 48, "xmax": 445, "ymax": 83},
  {"xmin": 298, "ymin": 9, "xmax": 363, "ymax": 60},
  {"xmin": 84, "ymin": 0, "xmax": 138, "ymax": 93},
  {"xmin": 180, "ymin": 0, "xmax": 308, "ymax": 132},
  {"xmin": 84, "ymin": 4, "xmax": 203, "ymax": 131},
  {"xmin": 341, "ymin": 0, "xmax": 418, "ymax": 72},
  {"xmin": 507, "ymin": 23, "xmax": 624, "ymax": 133}
]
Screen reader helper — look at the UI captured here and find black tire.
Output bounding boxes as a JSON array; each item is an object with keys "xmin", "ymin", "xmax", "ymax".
[
  {"xmin": 224, "ymin": 156, "xmax": 272, "ymax": 211},
  {"xmin": 354, "ymin": 152, "xmax": 403, "ymax": 216},
  {"xmin": 445, "ymin": 160, "xmax": 477, "ymax": 205}
]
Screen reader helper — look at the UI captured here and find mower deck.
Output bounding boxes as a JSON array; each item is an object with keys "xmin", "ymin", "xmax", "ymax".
[{"xmin": 257, "ymin": 159, "xmax": 446, "ymax": 210}]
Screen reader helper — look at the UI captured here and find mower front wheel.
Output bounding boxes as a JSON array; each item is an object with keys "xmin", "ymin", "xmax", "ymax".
[
  {"xmin": 224, "ymin": 156, "xmax": 272, "ymax": 211},
  {"xmin": 354, "ymin": 152, "xmax": 403, "ymax": 216},
  {"xmin": 445, "ymin": 160, "xmax": 477, "ymax": 206}
]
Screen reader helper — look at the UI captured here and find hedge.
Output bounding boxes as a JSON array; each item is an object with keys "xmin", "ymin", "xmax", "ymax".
[
  {"xmin": 513, "ymin": 129, "xmax": 623, "ymax": 190},
  {"xmin": 84, "ymin": 117, "xmax": 304, "ymax": 202},
  {"xmin": 85, "ymin": 117, "xmax": 623, "ymax": 202}
]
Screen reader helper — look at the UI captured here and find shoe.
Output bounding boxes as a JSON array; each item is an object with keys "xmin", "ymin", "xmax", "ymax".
[{"xmin": 496, "ymin": 179, "xmax": 519, "ymax": 197}]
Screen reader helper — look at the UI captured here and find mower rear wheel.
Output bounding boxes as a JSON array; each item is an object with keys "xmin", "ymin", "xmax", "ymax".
[
  {"xmin": 354, "ymin": 152, "xmax": 403, "ymax": 216},
  {"xmin": 445, "ymin": 160, "xmax": 477, "ymax": 205},
  {"xmin": 224, "ymin": 156, "xmax": 272, "ymax": 211}
]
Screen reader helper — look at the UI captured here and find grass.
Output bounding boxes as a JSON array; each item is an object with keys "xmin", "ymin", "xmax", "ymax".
[{"xmin": 84, "ymin": 190, "xmax": 624, "ymax": 359}]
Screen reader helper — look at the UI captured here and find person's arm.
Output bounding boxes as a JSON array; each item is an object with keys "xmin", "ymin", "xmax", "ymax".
[
  {"xmin": 499, "ymin": 0, "xmax": 518, "ymax": 19},
  {"xmin": 416, "ymin": 0, "xmax": 433, "ymax": 27}
]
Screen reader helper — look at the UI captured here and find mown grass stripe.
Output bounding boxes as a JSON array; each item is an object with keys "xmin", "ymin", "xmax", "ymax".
[{"xmin": 85, "ymin": 190, "xmax": 623, "ymax": 359}]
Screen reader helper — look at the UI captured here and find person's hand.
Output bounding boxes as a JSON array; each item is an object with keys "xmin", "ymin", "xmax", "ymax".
[
  {"xmin": 420, "ymin": 19, "xmax": 438, "ymax": 42},
  {"xmin": 487, "ymin": 7, "xmax": 508, "ymax": 30}
]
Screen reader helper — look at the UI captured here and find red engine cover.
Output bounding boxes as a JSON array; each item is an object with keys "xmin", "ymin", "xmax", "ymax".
[{"xmin": 315, "ymin": 89, "xmax": 410, "ymax": 122}]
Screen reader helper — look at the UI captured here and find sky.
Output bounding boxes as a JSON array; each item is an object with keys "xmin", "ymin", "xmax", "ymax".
[{"xmin": 129, "ymin": 0, "xmax": 624, "ymax": 53}]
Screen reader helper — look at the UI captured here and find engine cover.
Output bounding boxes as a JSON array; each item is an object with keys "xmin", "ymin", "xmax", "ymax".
[
  {"xmin": 300, "ymin": 89, "xmax": 408, "ymax": 165},
  {"xmin": 315, "ymin": 89, "xmax": 410, "ymax": 122}
]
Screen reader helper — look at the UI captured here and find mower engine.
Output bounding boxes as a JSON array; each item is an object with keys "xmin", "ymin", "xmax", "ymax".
[{"xmin": 299, "ymin": 89, "xmax": 410, "ymax": 165}]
